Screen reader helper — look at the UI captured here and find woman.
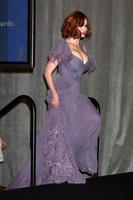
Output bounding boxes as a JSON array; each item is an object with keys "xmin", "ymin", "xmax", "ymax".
[
  {"xmin": 7, "ymin": 10, "xmax": 101, "ymax": 189},
  {"xmin": 0, "ymin": 137, "xmax": 6, "ymax": 149},
  {"xmin": 0, "ymin": 137, "xmax": 6, "ymax": 162}
]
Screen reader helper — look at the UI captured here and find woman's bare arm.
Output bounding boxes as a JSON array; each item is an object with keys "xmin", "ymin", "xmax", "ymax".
[{"xmin": 43, "ymin": 60, "xmax": 60, "ymax": 108}]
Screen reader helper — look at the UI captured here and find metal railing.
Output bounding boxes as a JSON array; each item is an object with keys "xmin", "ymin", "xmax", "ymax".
[{"xmin": 0, "ymin": 95, "xmax": 36, "ymax": 187}]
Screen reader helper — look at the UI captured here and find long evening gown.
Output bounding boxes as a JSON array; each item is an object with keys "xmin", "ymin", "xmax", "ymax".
[{"xmin": 7, "ymin": 39, "xmax": 101, "ymax": 189}]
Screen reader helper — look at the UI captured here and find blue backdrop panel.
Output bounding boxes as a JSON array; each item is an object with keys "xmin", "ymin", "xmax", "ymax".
[{"xmin": 0, "ymin": 0, "xmax": 28, "ymax": 62}]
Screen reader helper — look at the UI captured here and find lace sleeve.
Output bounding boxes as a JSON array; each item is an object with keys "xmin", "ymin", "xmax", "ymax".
[{"xmin": 48, "ymin": 40, "xmax": 72, "ymax": 65}]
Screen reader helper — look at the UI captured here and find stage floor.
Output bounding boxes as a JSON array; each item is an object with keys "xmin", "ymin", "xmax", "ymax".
[{"xmin": 0, "ymin": 172, "xmax": 132, "ymax": 200}]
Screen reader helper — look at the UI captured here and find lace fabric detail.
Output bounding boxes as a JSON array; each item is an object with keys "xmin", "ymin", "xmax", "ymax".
[
  {"xmin": 48, "ymin": 39, "xmax": 97, "ymax": 73},
  {"xmin": 42, "ymin": 125, "xmax": 75, "ymax": 184},
  {"xmin": 48, "ymin": 40, "xmax": 73, "ymax": 65}
]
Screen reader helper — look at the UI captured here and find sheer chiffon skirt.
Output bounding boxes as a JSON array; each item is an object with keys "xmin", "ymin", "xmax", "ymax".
[{"xmin": 7, "ymin": 92, "xmax": 101, "ymax": 189}]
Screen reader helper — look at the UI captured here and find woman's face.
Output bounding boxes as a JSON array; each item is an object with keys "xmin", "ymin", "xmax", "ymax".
[{"xmin": 77, "ymin": 18, "xmax": 88, "ymax": 38}]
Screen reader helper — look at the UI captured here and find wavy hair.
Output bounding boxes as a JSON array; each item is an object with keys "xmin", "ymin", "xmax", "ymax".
[{"xmin": 61, "ymin": 11, "xmax": 92, "ymax": 39}]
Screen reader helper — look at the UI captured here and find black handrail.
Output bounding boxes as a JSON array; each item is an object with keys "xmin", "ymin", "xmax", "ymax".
[
  {"xmin": 88, "ymin": 97, "xmax": 100, "ymax": 114},
  {"xmin": 0, "ymin": 95, "xmax": 36, "ymax": 187}
]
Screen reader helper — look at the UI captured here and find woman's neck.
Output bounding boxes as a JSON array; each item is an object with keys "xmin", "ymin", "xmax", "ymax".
[{"xmin": 66, "ymin": 38, "xmax": 80, "ymax": 46}]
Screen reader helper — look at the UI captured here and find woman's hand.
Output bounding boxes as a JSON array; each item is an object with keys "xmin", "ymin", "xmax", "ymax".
[
  {"xmin": 51, "ymin": 94, "xmax": 60, "ymax": 108},
  {"xmin": 0, "ymin": 138, "xmax": 6, "ymax": 149}
]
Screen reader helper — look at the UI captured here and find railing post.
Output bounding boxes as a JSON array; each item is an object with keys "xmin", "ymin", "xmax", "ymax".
[
  {"xmin": 28, "ymin": 98, "xmax": 36, "ymax": 187},
  {"xmin": 0, "ymin": 95, "xmax": 36, "ymax": 187}
]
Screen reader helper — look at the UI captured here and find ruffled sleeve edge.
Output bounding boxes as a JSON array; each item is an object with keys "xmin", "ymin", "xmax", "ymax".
[{"xmin": 47, "ymin": 40, "xmax": 73, "ymax": 65}]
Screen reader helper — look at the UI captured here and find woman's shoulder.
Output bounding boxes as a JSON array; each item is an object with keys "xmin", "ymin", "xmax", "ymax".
[
  {"xmin": 49, "ymin": 39, "xmax": 69, "ymax": 56},
  {"xmin": 48, "ymin": 39, "xmax": 72, "ymax": 64},
  {"xmin": 52, "ymin": 39, "xmax": 67, "ymax": 49}
]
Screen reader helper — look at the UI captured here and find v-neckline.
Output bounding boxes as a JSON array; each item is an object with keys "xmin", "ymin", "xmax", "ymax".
[{"xmin": 64, "ymin": 40, "xmax": 89, "ymax": 65}]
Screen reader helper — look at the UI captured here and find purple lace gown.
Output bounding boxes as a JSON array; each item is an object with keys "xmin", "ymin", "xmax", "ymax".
[{"xmin": 7, "ymin": 39, "xmax": 101, "ymax": 189}]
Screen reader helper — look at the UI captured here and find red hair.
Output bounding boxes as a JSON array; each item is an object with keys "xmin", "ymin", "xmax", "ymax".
[{"xmin": 61, "ymin": 11, "xmax": 92, "ymax": 39}]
